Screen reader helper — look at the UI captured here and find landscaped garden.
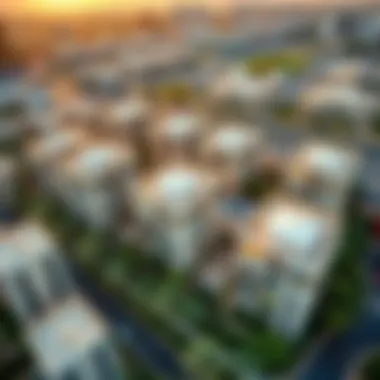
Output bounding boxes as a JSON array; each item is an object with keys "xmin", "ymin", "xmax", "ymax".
[
  {"xmin": 244, "ymin": 47, "xmax": 316, "ymax": 77},
  {"xmin": 23, "ymin": 170, "xmax": 369, "ymax": 380}
]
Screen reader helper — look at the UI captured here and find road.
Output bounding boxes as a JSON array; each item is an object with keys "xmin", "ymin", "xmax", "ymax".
[{"xmin": 71, "ymin": 263, "xmax": 188, "ymax": 379}]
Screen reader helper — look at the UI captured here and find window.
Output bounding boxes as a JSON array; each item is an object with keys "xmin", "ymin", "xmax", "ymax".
[
  {"xmin": 43, "ymin": 256, "xmax": 73, "ymax": 302},
  {"xmin": 92, "ymin": 345, "xmax": 120, "ymax": 380},
  {"xmin": 13, "ymin": 270, "xmax": 43, "ymax": 320},
  {"xmin": 61, "ymin": 367, "xmax": 80, "ymax": 380}
]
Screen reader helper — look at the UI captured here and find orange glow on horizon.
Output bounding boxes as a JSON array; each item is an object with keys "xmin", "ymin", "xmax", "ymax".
[{"xmin": 25, "ymin": 0, "xmax": 115, "ymax": 14}]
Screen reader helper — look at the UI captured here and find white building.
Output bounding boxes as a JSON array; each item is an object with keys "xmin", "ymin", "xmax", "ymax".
[
  {"xmin": 27, "ymin": 296, "xmax": 123, "ymax": 380},
  {"xmin": 209, "ymin": 65, "xmax": 285, "ymax": 122},
  {"xmin": 300, "ymin": 82, "xmax": 377, "ymax": 142},
  {"xmin": 0, "ymin": 220, "xmax": 75, "ymax": 322},
  {"xmin": 202, "ymin": 121, "xmax": 264, "ymax": 189},
  {"xmin": 319, "ymin": 59, "xmax": 371, "ymax": 86},
  {"xmin": 77, "ymin": 62, "xmax": 127, "ymax": 98},
  {"xmin": 56, "ymin": 139, "xmax": 136, "ymax": 230},
  {"xmin": 153, "ymin": 109, "xmax": 207, "ymax": 162},
  {"xmin": 130, "ymin": 162, "xmax": 220, "ymax": 271},
  {"xmin": 124, "ymin": 46, "xmax": 199, "ymax": 86},
  {"xmin": 286, "ymin": 141, "xmax": 360, "ymax": 213},
  {"xmin": 235, "ymin": 196, "xmax": 340, "ymax": 339},
  {"xmin": 26, "ymin": 126, "xmax": 89, "ymax": 191}
]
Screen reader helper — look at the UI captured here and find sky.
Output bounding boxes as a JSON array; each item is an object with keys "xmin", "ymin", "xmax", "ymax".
[{"xmin": 1, "ymin": 0, "xmax": 372, "ymax": 18}]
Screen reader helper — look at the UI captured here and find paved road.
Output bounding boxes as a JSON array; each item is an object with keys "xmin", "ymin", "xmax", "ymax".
[{"xmin": 70, "ymin": 263, "xmax": 188, "ymax": 380}]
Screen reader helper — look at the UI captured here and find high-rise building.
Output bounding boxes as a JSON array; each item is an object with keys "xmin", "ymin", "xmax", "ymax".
[
  {"xmin": 27, "ymin": 296, "xmax": 124, "ymax": 380},
  {"xmin": 0, "ymin": 220, "xmax": 75, "ymax": 322}
]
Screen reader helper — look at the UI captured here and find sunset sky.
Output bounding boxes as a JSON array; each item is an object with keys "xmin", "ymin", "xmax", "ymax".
[{"xmin": 1, "ymin": 0, "xmax": 371, "ymax": 18}]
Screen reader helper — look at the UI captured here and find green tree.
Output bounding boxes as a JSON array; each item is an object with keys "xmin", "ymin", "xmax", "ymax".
[{"xmin": 248, "ymin": 330, "xmax": 296, "ymax": 374}]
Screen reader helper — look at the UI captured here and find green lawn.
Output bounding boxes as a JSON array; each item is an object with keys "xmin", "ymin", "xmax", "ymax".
[{"xmin": 244, "ymin": 48, "xmax": 315, "ymax": 77}]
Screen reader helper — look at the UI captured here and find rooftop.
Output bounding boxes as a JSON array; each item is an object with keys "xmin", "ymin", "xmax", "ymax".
[
  {"xmin": 240, "ymin": 197, "xmax": 331, "ymax": 268},
  {"xmin": 27, "ymin": 296, "xmax": 106, "ymax": 376},
  {"xmin": 61, "ymin": 140, "xmax": 134, "ymax": 184},
  {"xmin": 157, "ymin": 110, "xmax": 205, "ymax": 142},
  {"xmin": 0, "ymin": 220, "xmax": 55, "ymax": 275},
  {"xmin": 133, "ymin": 163, "xmax": 219, "ymax": 218},
  {"xmin": 301, "ymin": 82, "xmax": 376, "ymax": 112},
  {"xmin": 206, "ymin": 121, "xmax": 262, "ymax": 158},
  {"xmin": 289, "ymin": 142, "xmax": 360, "ymax": 187},
  {"xmin": 28, "ymin": 127, "xmax": 88, "ymax": 166}
]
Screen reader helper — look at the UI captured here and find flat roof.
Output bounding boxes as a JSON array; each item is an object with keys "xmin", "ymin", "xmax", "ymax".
[{"xmin": 27, "ymin": 296, "xmax": 106, "ymax": 376}]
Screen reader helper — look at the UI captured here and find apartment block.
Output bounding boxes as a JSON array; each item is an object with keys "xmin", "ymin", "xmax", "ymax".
[
  {"xmin": 130, "ymin": 162, "xmax": 220, "ymax": 271},
  {"xmin": 0, "ymin": 220, "xmax": 74, "ymax": 322},
  {"xmin": 27, "ymin": 296, "xmax": 124, "ymax": 380},
  {"xmin": 286, "ymin": 141, "xmax": 361, "ymax": 212}
]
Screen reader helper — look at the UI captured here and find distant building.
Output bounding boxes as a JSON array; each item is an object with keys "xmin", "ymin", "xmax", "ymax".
[
  {"xmin": 202, "ymin": 121, "xmax": 264, "ymax": 190},
  {"xmin": 171, "ymin": 6, "xmax": 214, "ymax": 38},
  {"xmin": 209, "ymin": 65, "xmax": 285, "ymax": 122},
  {"xmin": 286, "ymin": 141, "xmax": 360, "ymax": 213},
  {"xmin": 153, "ymin": 109, "xmax": 207, "ymax": 163},
  {"xmin": 300, "ymin": 81, "xmax": 376, "ymax": 142}
]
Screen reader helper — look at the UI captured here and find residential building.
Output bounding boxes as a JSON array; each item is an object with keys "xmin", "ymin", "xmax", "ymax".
[
  {"xmin": 234, "ymin": 196, "xmax": 341, "ymax": 339},
  {"xmin": 27, "ymin": 296, "xmax": 124, "ymax": 380},
  {"xmin": 129, "ymin": 162, "xmax": 220, "ymax": 271},
  {"xmin": 26, "ymin": 125, "xmax": 89, "ymax": 191},
  {"xmin": 77, "ymin": 61, "xmax": 127, "ymax": 98},
  {"xmin": 300, "ymin": 82, "xmax": 376, "ymax": 142},
  {"xmin": 285, "ymin": 141, "xmax": 360, "ymax": 212},
  {"xmin": 209, "ymin": 65, "xmax": 285, "ymax": 122},
  {"xmin": 56, "ymin": 138, "xmax": 136, "ymax": 230},
  {"xmin": 202, "ymin": 121, "xmax": 264, "ymax": 191},
  {"xmin": 0, "ymin": 220, "xmax": 75, "ymax": 323},
  {"xmin": 124, "ymin": 45, "xmax": 199, "ymax": 87},
  {"xmin": 153, "ymin": 108, "xmax": 207, "ymax": 163}
]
